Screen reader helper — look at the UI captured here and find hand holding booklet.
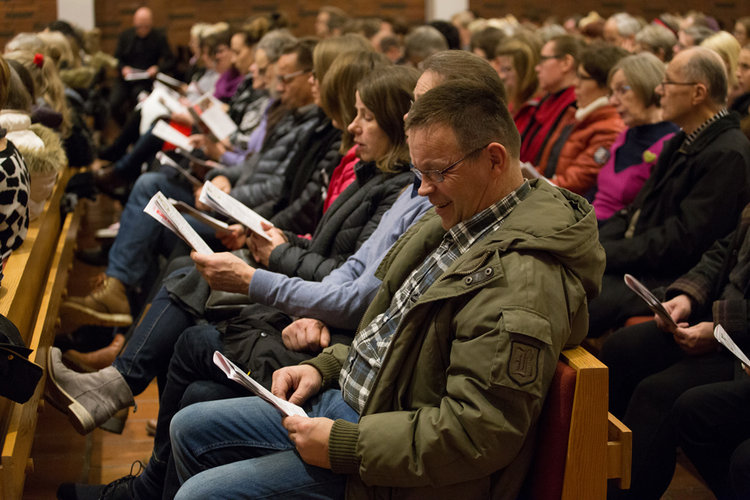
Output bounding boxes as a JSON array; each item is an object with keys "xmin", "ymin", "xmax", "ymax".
[
  {"xmin": 198, "ymin": 181, "xmax": 273, "ymax": 241},
  {"xmin": 623, "ymin": 274, "xmax": 678, "ymax": 330},
  {"xmin": 143, "ymin": 191, "xmax": 213, "ymax": 255},
  {"xmin": 213, "ymin": 351, "xmax": 307, "ymax": 417}
]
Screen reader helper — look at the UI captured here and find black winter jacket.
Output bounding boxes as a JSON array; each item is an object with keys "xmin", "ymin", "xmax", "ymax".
[
  {"xmin": 261, "ymin": 112, "xmax": 342, "ymax": 234},
  {"xmin": 600, "ymin": 113, "xmax": 750, "ymax": 282},
  {"xmin": 268, "ymin": 160, "xmax": 412, "ymax": 281}
]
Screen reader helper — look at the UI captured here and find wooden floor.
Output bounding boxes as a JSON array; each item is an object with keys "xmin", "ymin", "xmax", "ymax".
[{"xmin": 19, "ymin": 194, "xmax": 718, "ymax": 499}]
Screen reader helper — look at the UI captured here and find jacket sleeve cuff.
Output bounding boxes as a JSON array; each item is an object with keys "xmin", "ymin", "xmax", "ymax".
[
  {"xmin": 667, "ymin": 276, "xmax": 711, "ymax": 307},
  {"xmin": 301, "ymin": 352, "xmax": 342, "ymax": 388},
  {"xmin": 329, "ymin": 419, "xmax": 360, "ymax": 474},
  {"xmin": 713, "ymin": 299, "xmax": 748, "ymax": 337}
]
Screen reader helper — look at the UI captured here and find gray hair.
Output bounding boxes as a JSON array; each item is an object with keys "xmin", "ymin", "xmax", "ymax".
[
  {"xmin": 256, "ymin": 30, "xmax": 296, "ymax": 63},
  {"xmin": 610, "ymin": 52, "xmax": 666, "ymax": 107},
  {"xmin": 404, "ymin": 26, "xmax": 448, "ymax": 65},
  {"xmin": 609, "ymin": 13, "xmax": 643, "ymax": 37},
  {"xmin": 681, "ymin": 47, "xmax": 728, "ymax": 105},
  {"xmin": 536, "ymin": 24, "xmax": 566, "ymax": 44},
  {"xmin": 421, "ymin": 50, "xmax": 507, "ymax": 103},
  {"xmin": 635, "ymin": 24, "xmax": 676, "ymax": 61},
  {"xmin": 683, "ymin": 25, "xmax": 715, "ymax": 47}
]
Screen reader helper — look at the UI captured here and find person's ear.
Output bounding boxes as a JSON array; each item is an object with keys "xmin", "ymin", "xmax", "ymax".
[
  {"xmin": 487, "ymin": 142, "xmax": 508, "ymax": 173},
  {"xmin": 691, "ymin": 82, "xmax": 708, "ymax": 105},
  {"xmin": 560, "ymin": 54, "xmax": 575, "ymax": 73}
]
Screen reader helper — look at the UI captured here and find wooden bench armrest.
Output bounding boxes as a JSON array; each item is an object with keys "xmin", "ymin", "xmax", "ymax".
[{"xmin": 607, "ymin": 412, "xmax": 632, "ymax": 489}]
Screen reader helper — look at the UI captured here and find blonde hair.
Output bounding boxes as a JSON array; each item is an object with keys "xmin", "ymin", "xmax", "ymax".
[
  {"xmin": 5, "ymin": 50, "xmax": 72, "ymax": 138},
  {"xmin": 37, "ymin": 30, "xmax": 77, "ymax": 69},
  {"xmin": 701, "ymin": 30, "xmax": 741, "ymax": 88}
]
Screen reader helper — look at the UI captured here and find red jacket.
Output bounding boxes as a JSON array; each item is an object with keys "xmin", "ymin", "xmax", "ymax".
[
  {"xmin": 536, "ymin": 102, "xmax": 625, "ymax": 195},
  {"xmin": 516, "ymin": 86, "xmax": 576, "ymax": 165}
]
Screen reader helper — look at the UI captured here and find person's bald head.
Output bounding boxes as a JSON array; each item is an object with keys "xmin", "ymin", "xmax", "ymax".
[{"xmin": 134, "ymin": 7, "xmax": 153, "ymax": 38}]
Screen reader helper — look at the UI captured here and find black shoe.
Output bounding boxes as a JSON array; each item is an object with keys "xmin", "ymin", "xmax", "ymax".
[
  {"xmin": 75, "ymin": 245, "xmax": 111, "ymax": 267},
  {"xmin": 57, "ymin": 461, "xmax": 141, "ymax": 500},
  {"xmin": 57, "ymin": 482, "xmax": 105, "ymax": 500},
  {"xmin": 94, "ymin": 167, "xmax": 130, "ymax": 202}
]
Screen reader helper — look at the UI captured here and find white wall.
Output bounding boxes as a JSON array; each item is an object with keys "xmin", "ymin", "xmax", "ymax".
[
  {"xmin": 57, "ymin": 0, "xmax": 95, "ymax": 30},
  {"xmin": 426, "ymin": 0, "xmax": 469, "ymax": 22}
]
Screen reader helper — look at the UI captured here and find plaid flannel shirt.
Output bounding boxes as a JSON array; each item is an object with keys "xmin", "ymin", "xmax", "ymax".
[{"xmin": 339, "ymin": 181, "xmax": 530, "ymax": 414}]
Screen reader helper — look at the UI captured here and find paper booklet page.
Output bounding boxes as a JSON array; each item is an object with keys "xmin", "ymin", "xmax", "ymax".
[
  {"xmin": 195, "ymin": 93, "xmax": 238, "ymax": 141},
  {"xmin": 169, "ymin": 198, "xmax": 231, "ymax": 234},
  {"xmin": 155, "ymin": 151, "xmax": 201, "ymax": 188},
  {"xmin": 124, "ymin": 69, "xmax": 150, "ymax": 81},
  {"xmin": 198, "ymin": 181, "xmax": 273, "ymax": 241},
  {"xmin": 714, "ymin": 324, "xmax": 750, "ymax": 366},
  {"xmin": 143, "ymin": 191, "xmax": 213, "ymax": 255},
  {"xmin": 213, "ymin": 351, "xmax": 308, "ymax": 417},
  {"xmin": 151, "ymin": 120, "xmax": 194, "ymax": 152},
  {"xmin": 175, "ymin": 147, "xmax": 226, "ymax": 170}
]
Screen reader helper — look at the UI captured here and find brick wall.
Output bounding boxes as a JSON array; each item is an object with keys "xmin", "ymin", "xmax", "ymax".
[
  {"xmin": 0, "ymin": 0, "xmax": 59, "ymax": 46},
  {"xmin": 0, "ymin": 1, "xmax": 746, "ymax": 56},
  {"xmin": 92, "ymin": 0, "xmax": 425, "ymax": 55}
]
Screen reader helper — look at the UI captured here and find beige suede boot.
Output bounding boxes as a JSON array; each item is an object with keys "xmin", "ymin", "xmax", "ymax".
[{"xmin": 45, "ymin": 347, "xmax": 134, "ymax": 435}]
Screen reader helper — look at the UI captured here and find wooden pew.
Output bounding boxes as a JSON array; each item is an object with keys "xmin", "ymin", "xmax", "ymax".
[
  {"xmin": 0, "ymin": 168, "xmax": 84, "ymax": 499},
  {"xmin": 527, "ymin": 346, "xmax": 632, "ymax": 499}
]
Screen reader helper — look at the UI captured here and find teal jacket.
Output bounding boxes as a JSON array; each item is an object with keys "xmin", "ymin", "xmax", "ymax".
[{"xmin": 305, "ymin": 179, "xmax": 605, "ymax": 499}]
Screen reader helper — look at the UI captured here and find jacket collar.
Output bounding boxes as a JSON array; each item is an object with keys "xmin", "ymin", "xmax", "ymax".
[{"xmin": 675, "ymin": 111, "xmax": 739, "ymax": 155}]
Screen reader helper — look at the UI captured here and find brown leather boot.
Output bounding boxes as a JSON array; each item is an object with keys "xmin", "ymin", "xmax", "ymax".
[
  {"xmin": 63, "ymin": 333, "xmax": 126, "ymax": 371},
  {"xmin": 61, "ymin": 275, "xmax": 133, "ymax": 328}
]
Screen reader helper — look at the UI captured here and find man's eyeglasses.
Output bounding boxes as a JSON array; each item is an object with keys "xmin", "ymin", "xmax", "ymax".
[
  {"xmin": 276, "ymin": 69, "xmax": 309, "ymax": 85},
  {"xmin": 411, "ymin": 144, "xmax": 488, "ymax": 184},
  {"xmin": 539, "ymin": 54, "xmax": 562, "ymax": 62},
  {"xmin": 658, "ymin": 79, "xmax": 698, "ymax": 90}
]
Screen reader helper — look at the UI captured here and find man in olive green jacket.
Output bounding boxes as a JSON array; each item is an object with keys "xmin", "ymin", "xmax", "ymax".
[{"xmin": 169, "ymin": 80, "xmax": 605, "ymax": 500}]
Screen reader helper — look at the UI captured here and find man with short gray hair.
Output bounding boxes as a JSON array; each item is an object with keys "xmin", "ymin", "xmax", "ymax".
[
  {"xmin": 597, "ymin": 48, "xmax": 750, "ymax": 498},
  {"xmin": 591, "ymin": 47, "xmax": 750, "ymax": 339}
]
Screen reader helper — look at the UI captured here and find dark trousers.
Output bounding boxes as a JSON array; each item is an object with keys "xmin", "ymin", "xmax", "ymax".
[
  {"xmin": 587, "ymin": 273, "xmax": 653, "ymax": 338},
  {"xmin": 674, "ymin": 377, "xmax": 750, "ymax": 499},
  {"xmin": 600, "ymin": 320, "xmax": 735, "ymax": 499}
]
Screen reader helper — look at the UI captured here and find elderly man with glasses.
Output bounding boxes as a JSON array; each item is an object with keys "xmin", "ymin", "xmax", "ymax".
[{"xmin": 596, "ymin": 46, "xmax": 750, "ymax": 500}]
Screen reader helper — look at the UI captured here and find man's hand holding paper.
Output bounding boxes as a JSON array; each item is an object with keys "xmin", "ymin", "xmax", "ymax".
[{"xmin": 191, "ymin": 250, "xmax": 255, "ymax": 294}]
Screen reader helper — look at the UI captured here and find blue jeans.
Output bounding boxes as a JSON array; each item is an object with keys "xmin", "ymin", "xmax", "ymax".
[
  {"xmin": 130, "ymin": 325, "xmax": 244, "ymax": 499},
  {"xmin": 106, "ymin": 171, "xmax": 194, "ymax": 287},
  {"xmin": 171, "ymin": 389, "xmax": 358, "ymax": 499},
  {"xmin": 112, "ymin": 284, "xmax": 196, "ymax": 395}
]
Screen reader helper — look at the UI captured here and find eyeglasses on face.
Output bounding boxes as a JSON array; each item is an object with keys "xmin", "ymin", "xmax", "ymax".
[
  {"xmin": 276, "ymin": 69, "xmax": 309, "ymax": 85},
  {"xmin": 411, "ymin": 144, "xmax": 489, "ymax": 184},
  {"xmin": 609, "ymin": 84, "xmax": 631, "ymax": 98},
  {"xmin": 658, "ymin": 79, "xmax": 697, "ymax": 90},
  {"xmin": 539, "ymin": 54, "xmax": 562, "ymax": 62}
]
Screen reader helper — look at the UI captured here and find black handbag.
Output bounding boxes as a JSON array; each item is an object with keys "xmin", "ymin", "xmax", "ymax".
[{"xmin": 0, "ymin": 314, "xmax": 43, "ymax": 404}]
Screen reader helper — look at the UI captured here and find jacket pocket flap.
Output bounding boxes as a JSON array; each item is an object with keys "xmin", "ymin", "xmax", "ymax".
[{"xmin": 502, "ymin": 308, "xmax": 552, "ymax": 346}]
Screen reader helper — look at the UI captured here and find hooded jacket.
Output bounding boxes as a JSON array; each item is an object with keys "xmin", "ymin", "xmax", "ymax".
[{"xmin": 305, "ymin": 179, "xmax": 605, "ymax": 499}]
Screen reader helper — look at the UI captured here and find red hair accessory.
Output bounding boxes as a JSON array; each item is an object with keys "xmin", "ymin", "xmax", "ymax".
[{"xmin": 33, "ymin": 53, "xmax": 44, "ymax": 68}]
